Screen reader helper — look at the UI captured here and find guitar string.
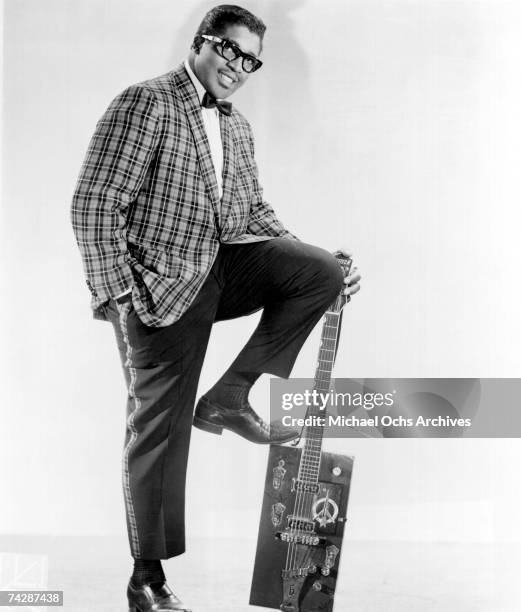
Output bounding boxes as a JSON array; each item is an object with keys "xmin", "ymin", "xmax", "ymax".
[
  {"xmin": 285, "ymin": 309, "xmax": 341, "ymax": 573},
  {"xmin": 289, "ymin": 267, "xmax": 348, "ymax": 573},
  {"xmin": 302, "ymin": 313, "xmax": 338, "ymax": 525},
  {"xmin": 288, "ymin": 337, "xmax": 328, "ymax": 572},
  {"xmin": 287, "ymin": 313, "xmax": 335, "ymax": 572}
]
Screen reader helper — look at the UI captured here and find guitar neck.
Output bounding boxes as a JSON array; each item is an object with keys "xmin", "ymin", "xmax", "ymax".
[{"xmin": 298, "ymin": 309, "xmax": 342, "ymax": 483}]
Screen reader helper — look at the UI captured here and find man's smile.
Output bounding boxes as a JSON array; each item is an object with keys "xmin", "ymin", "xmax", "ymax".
[{"xmin": 218, "ymin": 71, "xmax": 238, "ymax": 87}]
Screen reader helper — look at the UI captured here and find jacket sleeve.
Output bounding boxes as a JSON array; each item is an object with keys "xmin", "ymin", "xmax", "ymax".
[
  {"xmin": 71, "ymin": 85, "xmax": 160, "ymax": 303},
  {"xmin": 246, "ymin": 130, "xmax": 299, "ymax": 241}
]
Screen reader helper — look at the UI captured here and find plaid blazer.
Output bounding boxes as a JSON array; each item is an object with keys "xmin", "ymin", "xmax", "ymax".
[{"xmin": 71, "ymin": 64, "xmax": 294, "ymax": 327}]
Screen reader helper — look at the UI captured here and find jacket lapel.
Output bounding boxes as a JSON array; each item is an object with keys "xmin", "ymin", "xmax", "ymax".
[{"xmin": 169, "ymin": 65, "xmax": 221, "ymax": 221}]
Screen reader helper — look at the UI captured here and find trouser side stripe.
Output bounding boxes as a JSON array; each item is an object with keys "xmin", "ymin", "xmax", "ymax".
[{"xmin": 117, "ymin": 302, "xmax": 141, "ymax": 558}]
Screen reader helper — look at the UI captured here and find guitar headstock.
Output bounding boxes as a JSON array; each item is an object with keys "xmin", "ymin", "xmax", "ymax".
[{"xmin": 329, "ymin": 254, "xmax": 353, "ymax": 313}]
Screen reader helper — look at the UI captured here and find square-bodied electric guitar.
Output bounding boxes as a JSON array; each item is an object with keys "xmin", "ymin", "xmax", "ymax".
[{"xmin": 250, "ymin": 256, "xmax": 355, "ymax": 612}]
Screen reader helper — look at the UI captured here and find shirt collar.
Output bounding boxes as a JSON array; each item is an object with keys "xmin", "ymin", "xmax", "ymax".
[{"xmin": 184, "ymin": 59, "xmax": 206, "ymax": 104}]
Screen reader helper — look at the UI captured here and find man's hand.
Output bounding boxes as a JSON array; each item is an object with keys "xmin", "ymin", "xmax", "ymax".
[{"xmin": 333, "ymin": 248, "xmax": 361, "ymax": 298}]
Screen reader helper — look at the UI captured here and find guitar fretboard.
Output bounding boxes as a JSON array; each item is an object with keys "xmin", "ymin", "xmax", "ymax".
[{"xmin": 297, "ymin": 310, "xmax": 342, "ymax": 484}]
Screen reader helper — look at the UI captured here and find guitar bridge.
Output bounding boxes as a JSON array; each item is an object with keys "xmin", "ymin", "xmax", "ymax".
[{"xmin": 276, "ymin": 531, "xmax": 323, "ymax": 546}]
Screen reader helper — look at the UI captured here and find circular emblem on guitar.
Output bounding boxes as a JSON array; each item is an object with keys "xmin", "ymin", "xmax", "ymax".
[{"xmin": 312, "ymin": 493, "xmax": 339, "ymax": 527}]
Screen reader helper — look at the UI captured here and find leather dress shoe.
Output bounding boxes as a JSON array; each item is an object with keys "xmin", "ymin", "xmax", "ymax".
[
  {"xmin": 193, "ymin": 395, "xmax": 300, "ymax": 444},
  {"xmin": 127, "ymin": 580, "xmax": 191, "ymax": 612}
]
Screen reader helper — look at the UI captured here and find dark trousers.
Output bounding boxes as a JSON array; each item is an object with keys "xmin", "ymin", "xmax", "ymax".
[{"xmin": 104, "ymin": 238, "xmax": 343, "ymax": 559}]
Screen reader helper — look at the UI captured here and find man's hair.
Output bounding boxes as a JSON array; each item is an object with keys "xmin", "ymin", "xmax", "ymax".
[{"xmin": 192, "ymin": 5, "xmax": 266, "ymax": 53}]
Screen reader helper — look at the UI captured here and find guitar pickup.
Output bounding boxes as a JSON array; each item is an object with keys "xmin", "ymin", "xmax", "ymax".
[
  {"xmin": 287, "ymin": 516, "xmax": 315, "ymax": 532},
  {"xmin": 291, "ymin": 478, "xmax": 320, "ymax": 494}
]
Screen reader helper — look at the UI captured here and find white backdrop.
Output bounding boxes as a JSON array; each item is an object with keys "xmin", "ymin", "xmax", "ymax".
[{"xmin": 1, "ymin": 0, "xmax": 521, "ymax": 547}]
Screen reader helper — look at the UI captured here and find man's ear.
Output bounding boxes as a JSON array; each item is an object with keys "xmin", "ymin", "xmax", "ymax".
[{"xmin": 192, "ymin": 35, "xmax": 204, "ymax": 54}]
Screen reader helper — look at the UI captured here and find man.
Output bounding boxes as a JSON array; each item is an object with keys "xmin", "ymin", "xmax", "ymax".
[{"xmin": 71, "ymin": 5, "xmax": 360, "ymax": 611}]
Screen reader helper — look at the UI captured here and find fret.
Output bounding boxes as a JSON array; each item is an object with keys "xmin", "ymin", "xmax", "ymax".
[
  {"xmin": 298, "ymin": 475, "xmax": 319, "ymax": 482},
  {"xmin": 300, "ymin": 454, "xmax": 321, "ymax": 462},
  {"xmin": 300, "ymin": 462, "xmax": 320, "ymax": 469},
  {"xmin": 299, "ymin": 457, "xmax": 321, "ymax": 465},
  {"xmin": 302, "ymin": 449, "xmax": 322, "ymax": 455},
  {"xmin": 298, "ymin": 462, "xmax": 320, "ymax": 470},
  {"xmin": 298, "ymin": 466, "xmax": 319, "ymax": 474},
  {"xmin": 299, "ymin": 463, "xmax": 319, "ymax": 470},
  {"xmin": 300, "ymin": 460, "xmax": 321, "ymax": 466},
  {"xmin": 301, "ymin": 455, "xmax": 321, "ymax": 462},
  {"xmin": 298, "ymin": 471, "xmax": 319, "ymax": 480}
]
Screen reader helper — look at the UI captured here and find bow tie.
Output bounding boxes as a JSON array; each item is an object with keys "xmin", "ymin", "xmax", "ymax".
[{"xmin": 201, "ymin": 92, "xmax": 232, "ymax": 117}]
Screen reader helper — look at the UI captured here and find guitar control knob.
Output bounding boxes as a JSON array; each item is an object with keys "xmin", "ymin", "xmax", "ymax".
[
  {"xmin": 313, "ymin": 581, "xmax": 334, "ymax": 596},
  {"xmin": 321, "ymin": 567, "xmax": 330, "ymax": 576},
  {"xmin": 309, "ymin": 565, "xmax": 317, "ymax": 574}
]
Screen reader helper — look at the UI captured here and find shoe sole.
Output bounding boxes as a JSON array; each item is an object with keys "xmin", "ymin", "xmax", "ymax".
[
  {"xmin": 193, "ymin": 413, "xmax": 299, "ymax": 445},
  {"xmin": 193, "ymin": 398, "xmax": 299, "ymax": 445},
  {"xmin": 193, "ymin": 413, "xmax": 223, "ymax": 435}
]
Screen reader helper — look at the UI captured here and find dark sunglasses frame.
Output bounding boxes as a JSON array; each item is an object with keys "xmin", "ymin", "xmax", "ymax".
[{"xmin": 201, "ymin": 34, "xmax": 263, "ymax": 73}]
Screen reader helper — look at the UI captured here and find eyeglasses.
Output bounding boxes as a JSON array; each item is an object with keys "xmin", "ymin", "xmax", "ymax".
[{"xmin": 201, "ymin": 34, "xmax": 263, "ymax": 74}]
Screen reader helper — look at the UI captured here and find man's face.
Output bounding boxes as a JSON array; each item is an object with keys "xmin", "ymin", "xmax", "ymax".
[{"xmin": 192, "ymin": 24, "xmax": 262, "ymax": 99}]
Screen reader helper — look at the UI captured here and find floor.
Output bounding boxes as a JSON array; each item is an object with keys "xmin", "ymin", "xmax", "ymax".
[{"xmin": 0, "ymin": 536, "xmax": 520, "ymax": 611}]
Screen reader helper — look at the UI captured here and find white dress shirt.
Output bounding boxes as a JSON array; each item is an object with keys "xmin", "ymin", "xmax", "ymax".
[{"xmin": 184, "ymin": 59, "xmax": 224, "ymax": 199}]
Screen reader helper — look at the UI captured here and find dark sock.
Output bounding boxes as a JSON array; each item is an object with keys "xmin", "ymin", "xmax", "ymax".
[
  {"xmin": 131, "ymin": 559, "xmax": 165, "ymax": 587},
  {"xmin": 220, "ymin": 370, "xmax": 261, "ymax": 387},
  {"xmin": 205, "ymin": 370, "xmax": 261, "ymax": 408}
]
